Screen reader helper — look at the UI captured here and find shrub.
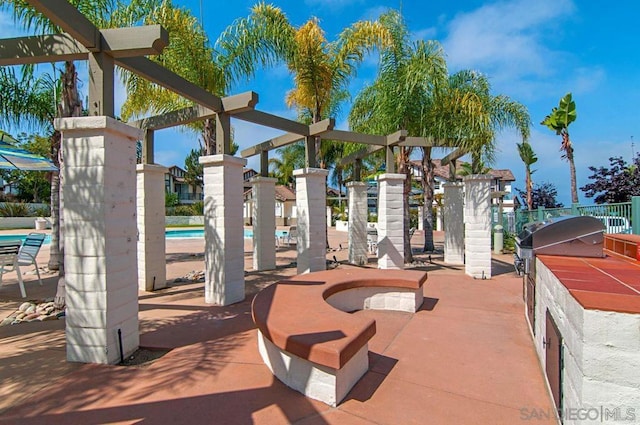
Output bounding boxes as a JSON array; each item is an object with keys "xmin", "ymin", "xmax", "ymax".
[
  {"xmin": 165, "ymin": 192, "xmax": 179, "ymax": 208},
  {"xmin": 167, "ymin": 205, "xmax": 196, "ymax": 216},
  {"xmin": 191, "ymin": 201, "xmax": 204, "ymax": 216},
  {"xmin": 0, "ymin": 202, "xmax": 31, "ymax": 217},
  {"xmin": 32, "ymin": 205, "xmax": 51, "ymax": 217}
]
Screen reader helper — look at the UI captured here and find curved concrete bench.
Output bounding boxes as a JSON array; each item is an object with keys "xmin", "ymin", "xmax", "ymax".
[{"xmin": 251, "ymin": 268, "xmax": 427, "ymax": 406}]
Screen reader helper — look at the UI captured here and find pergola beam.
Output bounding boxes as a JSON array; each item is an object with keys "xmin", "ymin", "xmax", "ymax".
[
  {"xmin": 320, "ymin": 129, "xmax": 386, "ymax": 146},
  {"xmin": 0, "ymin": 26, "xmax": 169, "ymax": 66},
  {"xmin": 440, "ymin": 148, "xmax": 466, "ymax": 166},
  {"xmin": 117, "ymin": 57, "xmax": 224, "ymax": 112},
  {"xmin": 233, "ymin": 110, "xmax": 309, "ymax": 135},
  {"xmin": 27, "ymin": 0, "xmax": 99, "ymax": 49}
]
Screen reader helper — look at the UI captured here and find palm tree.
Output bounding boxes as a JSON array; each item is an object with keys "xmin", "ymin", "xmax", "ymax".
[
  {"xmin": 269, "ymin": 142, "xmax": 306, "ymax": 188},
  {"xmin": 350, "ymin": 10, "xmax": 447, "ymax": 261},
  {"xmin": 117, "ymin": 0, "xmax": 226, "ymax": 155},
  {"xmin": 2, "ymin": 0, "xmax": 114, "ymax": 308},
  {"xmin": 541, "ymin": 92, "xmax": 578, "ymax": 204},
  {"xmin": 517, "ymin": 141, "xmax": 537, "ymax": 210},
  {"xmin": 216, "ymin": 2, "xmax": 389, "ymax": 168}
]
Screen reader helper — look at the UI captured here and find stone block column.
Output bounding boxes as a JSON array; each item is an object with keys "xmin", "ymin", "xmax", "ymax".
[
  {"xmin": 347, "ymin": 181, "xmax": 368, "ymax": 265},
  {"xmin": 377, "ymin": 173, "xmax": 406, "ymax": 269},
  {"xmin": 463, "ymin": 174, "xmax": 492, "ymax": 278},
  {"xmin": 443, "ymin": 182, "xmax": 464, "ymax": 265},
  {"xmin": 294, "ymin": 168, "xmax": 329, "ymax": 274},
  {"xmin": 436, "ymin": 206, "xmax": 443, "ymax": 231},
  {"xmin": 137, "ymin": 164, "xmax": 168, "ymax": 292},
  {"xmin": 200, "ymin": 155, "xmax": 247, "ymax": 305},
  {"xmin": 417, "ymin": 206, "xmax": 424, "ymax": 231},
  {"xmin": 251, "ymin": 176, "xmax": 277, "ymax": 271},
  {"xmin": 56, "ymin": 116, "xmax": 140, "ymax": 364}
]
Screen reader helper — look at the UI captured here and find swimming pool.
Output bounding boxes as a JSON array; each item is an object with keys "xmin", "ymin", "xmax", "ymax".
[
  {"xmin": 0, "ymin": 234, "xmax": 52, "ymax": 244},
  {"xmin": 165, "ymin": 229, "xmax": 289, "ymax": 239}
]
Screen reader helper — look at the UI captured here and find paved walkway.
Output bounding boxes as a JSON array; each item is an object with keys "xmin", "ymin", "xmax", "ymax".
[{"xmin": 0, "ymin": 229, "xmax": 556, "ymax": 424}]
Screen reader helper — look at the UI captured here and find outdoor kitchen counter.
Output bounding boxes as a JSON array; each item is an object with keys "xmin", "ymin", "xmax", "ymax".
[{"xmin": 537, "ymin": 254, "xmax": 640, "ymax": 314}]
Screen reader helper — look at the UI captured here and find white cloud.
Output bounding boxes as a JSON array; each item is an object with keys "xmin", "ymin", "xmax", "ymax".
[
  {"xmin": 413, "ymin": 27, "xmax": 438, "ymax": 41},
  {"xmin": 441, "ymin": 0, "xmax": 593, "ymax": 100},
  {"xmin": 305, "ymin": 0, "xmax": 364, "ymax": 11}
]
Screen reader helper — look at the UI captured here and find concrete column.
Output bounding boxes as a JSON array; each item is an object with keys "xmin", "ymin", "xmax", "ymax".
[
  {"xmin": 251, "ymin": 176, "xmax": 277, "ymax": 271},
  {"xmin": 377, "ymin": 173, "xmax": 405, "ymax": 269},
  {"xmin": 136, "ymin": 164, "xmax": 168, "ymax": 292},
  {"xmin": 463, "ymin": 174, "xmax": 492, "ymax": 279},
  {"xmin": 347, "ymin": 182, "xmax": 368, "ymax": 265},
  {"xmin": 436, "ymin": 206, "xmax": 443, "ymax": 231},
  {"xmin": 200, "ymin": 154, "xmax": 247, "ymax": 305},
  {"xmin": 417, "ymin": 206, "xmax": 424, "ymax": 231},
  {"xmin": 326, "ymin": 206, "xmax": 332, "ymax": 228},
  {"xmin": 443, "ymin": 183, "xmax": 464, "ymax": 265},
  {"xmin": 56, "ymin": 116, "xmax": 140, "ymax": 364},
  {"xmin": 294, "ymin": 168, "xmax": 329, "ymax": 274}
]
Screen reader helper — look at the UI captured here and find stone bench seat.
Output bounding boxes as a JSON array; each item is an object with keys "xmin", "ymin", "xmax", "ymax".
[{"xmin": 251, "ymin": 268, "xmax": 427, "ymax": 406}]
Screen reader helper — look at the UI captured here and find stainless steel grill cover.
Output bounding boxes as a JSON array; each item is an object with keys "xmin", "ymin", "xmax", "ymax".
[{"xmin": 514, "ymin": 215, "xmax": 605, "ymax": 274}]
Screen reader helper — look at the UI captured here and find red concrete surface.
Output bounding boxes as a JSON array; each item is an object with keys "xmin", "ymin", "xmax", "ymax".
[
  {"xmin": 0, "ymin": 230, "xmax": 556, "ymax": 424},
  {"xmin": 538, "ymin": 253, "xmax": 640, "ymax": 314}
]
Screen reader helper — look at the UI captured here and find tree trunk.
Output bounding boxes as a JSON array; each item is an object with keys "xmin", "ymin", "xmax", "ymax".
[
  {"xmin": 53, "ymin": 61, "xmax": 82, "ymax": 310},
  {"xmin": 421, "ymin": 147, "xmax": 435, "ymax": 252},
  {"xmin": 202, "ymin": 118, "xmax": 215, "ymax": 155},
  {"xmin": 525, "ymin": 168, "xmax": 533, "ymax": 210},
  {"xmin": 564, "ymin": 133, "xmax": 578, "ymax": 204},
  {"xmin": 399, "ymin": 148, "xmax": 413, "ymax": 264},
  {"xmin": 47, "ymin": 132, "xmax": 61, "ymax": 271}
]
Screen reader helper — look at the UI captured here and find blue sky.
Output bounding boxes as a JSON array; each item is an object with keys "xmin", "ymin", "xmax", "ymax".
[{"xmin": 2, "ymin": 0, "xmax": 639, "ymax": 206}]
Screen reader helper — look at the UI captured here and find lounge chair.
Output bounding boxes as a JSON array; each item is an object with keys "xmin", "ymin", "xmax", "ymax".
[
  {"xmin": 0, "ymin": 240, "xmax": 26, "ymax": 297},
  {"xmin": 0, "ymin": 233, "xmax": 46, "ymax": 298},
  {"xmin": 287, "ymin": 226, "xmax": 298, "ymax": 246}
]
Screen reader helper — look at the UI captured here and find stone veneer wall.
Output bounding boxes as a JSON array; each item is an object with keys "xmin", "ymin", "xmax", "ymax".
[
  {"xmin": 57, "ymin": 116, "xmax": 140, "ymax": 364},
  {"xmin": 535, "ymin": 260, "xmax": 640, "ymax": 423},
  {"xmin": 347, "ymin": 182, "xmax": 368, "ymax": 266},
  {"xmin": 251, "ymin": 176, "xmax": 277, "ymax": 271},
  {"xmin": 294, "ymin": 168, "xmax": 329, "ymax": 274}
]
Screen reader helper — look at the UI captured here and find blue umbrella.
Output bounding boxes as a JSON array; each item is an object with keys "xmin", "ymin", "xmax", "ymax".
[{"xmin": 0, "ymin": 132, "xmax": 57, "ymax": 171}]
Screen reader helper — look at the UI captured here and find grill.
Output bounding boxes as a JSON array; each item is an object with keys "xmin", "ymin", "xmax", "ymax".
[
  {"xmin": 514, "ymin": 215, "xmax": 605, "ymax": 275},
  {"xmin": 514, "ymin": 215, "xmax": 605, "ymax": 335}
]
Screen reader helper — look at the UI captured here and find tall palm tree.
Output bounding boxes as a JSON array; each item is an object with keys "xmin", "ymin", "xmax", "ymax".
[
  {"xmin": 350, "ymin": 10, "xmax": 447, "ymax": 261},
  {"xmin": 517, "ymin": 141, "xmax": 537, "ymax": 210},
  {"xmin": 2, "ymin": 0, "xmax": 114, "ymax": 308},
  {"xmin": 541, "ymin": 92, "xmax": 578, "ymax": 204},
  {"xmin": 217, "ymin": 2, "xmax": 389, "ymax": 168},
  {"xmin": 117, "ymin": 0, "xmax": 226, "ymax": 155}
]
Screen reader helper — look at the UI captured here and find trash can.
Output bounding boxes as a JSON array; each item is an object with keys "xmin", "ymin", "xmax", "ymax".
[
  {"xmin": 493, "ymin": 224, "xmax": 503, "ymax": 254},
  {"xmin": 35, "ymin": 218, "xmax": 47, "ymax": 230}
]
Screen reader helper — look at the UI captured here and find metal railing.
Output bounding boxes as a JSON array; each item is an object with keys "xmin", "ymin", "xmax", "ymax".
[{"xmin": 493, "ymin": 198, "xmax": 638, "ymax": 235}]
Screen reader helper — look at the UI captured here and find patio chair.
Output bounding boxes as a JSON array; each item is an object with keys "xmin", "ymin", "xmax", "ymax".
[
  {"xmin": 18, "ymin": 233, "xmax": 46, "ymax": 286},
  {"xmin": 0, "ymin": 240, "xmax": 26, "ymax": 297},
  {"xmin": 287, "ymin": 226, "xmax": 298, "ymax": 246},
  {"xmin": 0, "ymin": 233, "xmax": 45, "ymax": 298},
  {"xmin": 367, "ymin": 228, "xmax": 378, "ymax": 254}
]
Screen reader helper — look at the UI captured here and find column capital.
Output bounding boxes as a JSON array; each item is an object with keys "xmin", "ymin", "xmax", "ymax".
[
  {"xmin": 136, "ymin": 163, "xmax": 168, "ymax": 175},
  {"xmin": 376, "ymin": 173, "xmax": 406, "ymax": 182},
  {"xmin": 443, "ymin": 181, "xmax": 463, "ymax": 189},
  {"xmin": 293, "ymin": 168, "xmax": 329, "ymax": 178},
  {"xmin": 55, "ymin": 115, "xmax": 143, "ymax": 140},
  {"xmin": 250, "ymin": 176, "xmax": 278, "ymax": 185},
  {"xmin": 346, "ymin": 181, "xmax": 367, "ymax": 189},
  {"xmin": 462, "ymin": 174, "xmax": 493, "ymax": 182},
  {"xmin": 199, "ymin": 154, "xmax": 247, "ymax": 168}
]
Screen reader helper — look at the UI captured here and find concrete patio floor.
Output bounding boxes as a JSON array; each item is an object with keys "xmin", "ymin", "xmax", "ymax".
[{"xmin": 0, "ymin": 229, "xmax": 556, "ymax": 424}]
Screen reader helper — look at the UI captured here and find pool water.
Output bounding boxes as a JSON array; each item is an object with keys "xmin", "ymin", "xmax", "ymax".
[
  {"xmin": 165, "ymin": 229, "xmax": 289, "ymax": 239},
  {"xmin": 0, "ymin": 234, "xmax": 52, "ymax": 244}
]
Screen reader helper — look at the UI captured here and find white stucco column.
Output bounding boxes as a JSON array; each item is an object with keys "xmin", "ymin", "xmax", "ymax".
[
  {"xmin": 294, "ymin": 168, "xmax": 329, "ymax": 274},
  {"xmin": 137, "ymin": 164, "xmax": 168, "ymax": 292},
  {"xmin": 326, "ymin": 206, "xmax": 332, "ymax": 228},
  {"xmin": 251, "ymin": 176, "xmax": 277, "ymax": 271},
  {"xmin": 377, "ymin": 173, "xmax": 406, "ymax": 269},
  {"xmin": 347, "ymin": 182, "xmax": 368, "ymax": 266},
  {"xmin": 436, "ymin": 206, "xmax": 443, "ymax": 231},
  {"xmin": 463, "ymin": 174, "xmax": 492, "ymax": 279},
  {"xmin": 443, "ymin": 182, "xmax": 464, "ymax": 265},
  {"xmin": 200, "ymin": 154, "xmax": 247, "ymax": 305},
  {"xmin": 56, "ymin": 116, "xmax": 140, "ymax": 364},
  {"xmin": 417, "ymin": 205, "xmax": 424, "ymax": 231}
]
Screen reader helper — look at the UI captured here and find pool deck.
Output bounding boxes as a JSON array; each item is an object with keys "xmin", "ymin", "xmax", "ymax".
[{"xmin": 0, "ymin": 228, "xmax": 557, "ymax": 424}]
